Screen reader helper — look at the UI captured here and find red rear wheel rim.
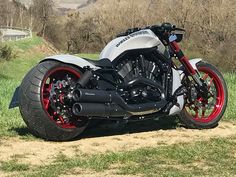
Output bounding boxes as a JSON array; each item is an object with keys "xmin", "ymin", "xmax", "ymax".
[
  {"xmin": 185, "ymin": 66, "xmax": 225, "ymax": 123},
  {"xmin": 41, "ymin": 66, "xmax": 82, "ymax": 129}
]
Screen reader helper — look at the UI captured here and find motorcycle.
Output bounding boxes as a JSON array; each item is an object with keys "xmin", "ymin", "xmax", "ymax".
[{"xmin": 9, "ymin": 23, "xmax": 228, "ymax": 141}]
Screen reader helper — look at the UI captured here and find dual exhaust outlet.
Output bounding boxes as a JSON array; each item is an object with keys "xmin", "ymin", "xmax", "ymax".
[{"xmin": 72, "ymin": 89, "xmax": 167, "ymax": 117}]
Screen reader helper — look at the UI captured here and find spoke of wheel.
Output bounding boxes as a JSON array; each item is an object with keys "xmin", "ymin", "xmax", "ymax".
[
  {"xmin": 194, "ymin": 108, "xmax": 199, "ymax": 118},
  {"xmin": 44, "ymin": 84, "xmax": 49, "ymax": 92},
  {"xmin": 46, "ymin": 83, "xmax": 53, "ymax": 92},
  {"xmin": 198, "ymin": 97, "xmax": 203, "ymax": 102},
  {"xmin": 201, "ymin": 109, "xmax": 206, "ymax": 118},
  {"xmin": 202, "ymin": 73, "xmax": 209, "ymax": 80},
  {"xmin": 43, "ymin": 99, "xmax": 50, "ymax": 110},
  {"xmin": 58, "ymin": 116, "xmax": 65, "ymax": 124},
  {"xmin": 207, "ymin": 78, "xmax": 214, "ymax": 90},
  {"xmin": 208, "ymin": 91, "xmax": 214, "ymax": 98}
]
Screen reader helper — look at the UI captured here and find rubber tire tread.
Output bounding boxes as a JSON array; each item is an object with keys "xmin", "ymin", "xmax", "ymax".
[{"xmin": 19, "ymin": 60, "xmax": 88, "ymax": 141}]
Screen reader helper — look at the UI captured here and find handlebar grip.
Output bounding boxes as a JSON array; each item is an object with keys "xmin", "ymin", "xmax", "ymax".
[{"xmin": 161, "ymin": 23, "xmax": 185, "ymax": 32}]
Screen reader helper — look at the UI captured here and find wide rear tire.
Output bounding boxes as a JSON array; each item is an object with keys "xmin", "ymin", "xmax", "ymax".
[
  {"xmin": 19, "ymin": 61, "xmax": 88, "ymax": 141},
  {"xmin": 180, "ymin": 61, "xmax": 228, "ymax": 129}
]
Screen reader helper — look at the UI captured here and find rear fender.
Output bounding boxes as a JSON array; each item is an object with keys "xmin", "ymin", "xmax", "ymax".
[
  {"xmin": 9, "ymin": 55, "xmax": 100, "ymax": 109},
  {"xmin": 41, "ymin": 55, "xmax": 101, "ymax": 70},
  {"xmin": 9, "ymin": 87, "xmax": 19, "ymax": 109}
]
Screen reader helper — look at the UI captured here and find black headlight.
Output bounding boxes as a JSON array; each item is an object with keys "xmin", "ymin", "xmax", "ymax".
[{"xmin": 175, "ymin": 33, "xmax": 184, "ymax": 43}]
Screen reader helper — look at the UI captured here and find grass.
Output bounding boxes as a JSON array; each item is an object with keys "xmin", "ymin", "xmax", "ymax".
[
  {"xmin": 0, "ymin": 37, "xmax": 46, "ymax": 138},
  {"xmin": 2, "ymin": 137, "xmax": 231, "ymax": 177},
  {"xmin": 77, "ymin": 53, "xmax": 99, "ymax": 60},
  {"xmin": 0, "ymin": 160, "xmax": 29, "ymax": 172},
  {"xmin": 5, "ymin": 35, "xmax": 43, "ymax": 51},
  {"xmin": 224, "ymin": 72, "xmax": 236, "ymax": 120}
]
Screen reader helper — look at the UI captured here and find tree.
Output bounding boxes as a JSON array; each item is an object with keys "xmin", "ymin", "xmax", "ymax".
[
  {"xmin": 0, "ymin": 0, "xmax": 10, "ymax": 26},
  {"xmin": 31, "ymin": 0, "xmax": 54, "ymax": 37},
  {"xmin": 12, "ymin": 0, "xmax": 27, "ymax": 28},
  {"xmin": 0, "ymin": 0, "xmax": 29, "ymax": 28}
]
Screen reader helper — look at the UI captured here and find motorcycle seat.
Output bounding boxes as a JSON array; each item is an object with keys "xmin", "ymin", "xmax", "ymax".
[{"xmin": 86, "ymin": 58, "xmax": 113, "ymax": 68}]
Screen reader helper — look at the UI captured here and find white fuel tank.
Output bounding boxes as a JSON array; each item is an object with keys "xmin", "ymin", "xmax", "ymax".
[{"xmin": 100, "ymin": 29, "xmax": 166, "ymax": 61}]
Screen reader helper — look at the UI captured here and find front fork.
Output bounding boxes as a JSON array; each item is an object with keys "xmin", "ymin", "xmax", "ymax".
[{"xmin": 170, "ymin": 41, "xmax": 208, "ymax": 98}]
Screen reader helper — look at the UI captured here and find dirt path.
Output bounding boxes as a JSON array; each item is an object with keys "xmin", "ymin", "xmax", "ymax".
[{"xmin": 0, "ymin": 121, "xmax": 236, "ymax": 166}]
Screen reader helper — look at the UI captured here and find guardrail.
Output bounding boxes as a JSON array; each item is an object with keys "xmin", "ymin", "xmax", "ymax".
[{"xmin": 0, "ymin": 26, "xmax": 32, "ymax": 42}]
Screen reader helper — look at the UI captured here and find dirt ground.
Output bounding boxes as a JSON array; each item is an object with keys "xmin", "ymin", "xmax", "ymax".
[
  {"xmin": 0, "ymin": 120, "xmax": 236, "ymax": 167},
  {"xmin": 60, "ymin": 167, "xmax": 141, "ymax": 177}
]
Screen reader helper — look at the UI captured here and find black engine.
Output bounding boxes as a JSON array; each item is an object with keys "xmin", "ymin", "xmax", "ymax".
[
  {"xmin": 72, "ymin": 52, "xmax": 171, "ymax": 118},
  {"xmin": 116, "ymin": 54, "xmax": 166, "ymax": 104}
]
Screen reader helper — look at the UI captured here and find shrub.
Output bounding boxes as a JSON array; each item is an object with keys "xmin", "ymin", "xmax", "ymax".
[{"xmin": 0, "ymin": 44, "xmax": 13, "ymax": 61}]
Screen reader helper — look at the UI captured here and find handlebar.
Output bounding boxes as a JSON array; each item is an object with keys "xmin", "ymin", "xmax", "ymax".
[
  {"xmin": 117, "ymin": 23, "xmax": 185, "ymax": 37},
  {"xmin": 149, "ymin": 23, "xmax": 185, "ymax": 33}
]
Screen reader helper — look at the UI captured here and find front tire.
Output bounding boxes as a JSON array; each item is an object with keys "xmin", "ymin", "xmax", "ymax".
[
  {"xmin": 180, "ymin": 61, "xmax": 228, "ymax": 129},
  {"xmin": 19, "ymin": 61, "xmax": 88, "ymax": 141}
]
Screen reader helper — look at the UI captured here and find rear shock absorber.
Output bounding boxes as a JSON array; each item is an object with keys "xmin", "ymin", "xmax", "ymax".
[{"xmin": 77, "ymin": 69, "xmax": 93, "ymax": 87}]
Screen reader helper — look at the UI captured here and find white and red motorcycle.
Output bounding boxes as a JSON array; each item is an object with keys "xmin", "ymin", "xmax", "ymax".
[{"xmin": 10, "ymin": 23, "xmax": 228, "ymax": 141}]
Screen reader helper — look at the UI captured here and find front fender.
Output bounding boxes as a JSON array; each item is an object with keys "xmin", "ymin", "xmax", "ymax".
[
  {"xmin": 179, "ymin": 58, "xmax": 202, "ymax": 71},
  {"xmin": 178, "ymin": 58, "xmax": 203, "ymax": 77},
  {"xmin": 188, "ymin": 58, "xmax": 203, "ymax": 71},
  {"xmin": 41, "ymin": 54, "xmax": 100, "ymax": 70}
]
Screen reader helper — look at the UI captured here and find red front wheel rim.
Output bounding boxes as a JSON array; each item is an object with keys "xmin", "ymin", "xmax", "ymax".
[
  {"xmin": 185, "ymin": 66, "xmax": 225, "ymax": 123},
  {"xmin": 41, "ymin": 67, "xmax": 82, "ymax": 129}
]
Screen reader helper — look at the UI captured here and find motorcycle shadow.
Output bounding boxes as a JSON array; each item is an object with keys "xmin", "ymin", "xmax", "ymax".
[
  {"xmin": 79, "ymin": 116, "xmax": 180, "ymax": 139},
  {"xmin": 11, "ymin": 116, "xmax": 181, "ymax": 140}
]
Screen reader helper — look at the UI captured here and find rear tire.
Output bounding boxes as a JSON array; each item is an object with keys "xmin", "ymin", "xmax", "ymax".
[
  {"xmin": 19, "ymin": 61, "xmax": 88, "ymax": 141},
  {"xmin": 180, "ymin": 61, "xmax": 228, "ymax": 129}
]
